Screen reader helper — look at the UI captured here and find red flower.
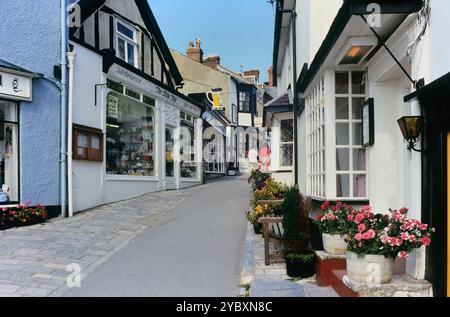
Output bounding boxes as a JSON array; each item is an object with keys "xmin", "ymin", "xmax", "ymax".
[
  {"xmin": 398, "ymin": 251, "xmax": 408, "ymax": 258},
  {"xmin": 399, "ymin": 207, "xmax": 409, "ymax": 215},
  {"xmin": 320, "ymin": 201, "xmax": 330, "ymax": 211},
  {"xmin": 316, "ymin": 214, "xmax": 323, "ymax": 222},
  {"xmin": 421, "ymin": 237, "xmax": 431, "ymax": 246}
]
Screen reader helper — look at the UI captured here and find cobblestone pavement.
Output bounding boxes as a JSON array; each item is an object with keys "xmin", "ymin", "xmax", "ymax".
[
  {"xmin": 0, "ymin": 187, "xmax": 197, "ymax": 297},
  {"xmin": 244, "ymin": 224, "xmax": 339, "ymax": 297}
]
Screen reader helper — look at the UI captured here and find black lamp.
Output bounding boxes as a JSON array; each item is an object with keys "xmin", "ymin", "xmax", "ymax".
[{"xmin": 397, "ymin": 116, "xmax": 425, "ymax": 152}]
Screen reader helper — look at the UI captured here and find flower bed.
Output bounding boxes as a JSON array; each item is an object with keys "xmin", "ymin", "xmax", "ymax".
[{"xmin": 0, "ymin": 203, "xmax": 48, "ymax": 230}]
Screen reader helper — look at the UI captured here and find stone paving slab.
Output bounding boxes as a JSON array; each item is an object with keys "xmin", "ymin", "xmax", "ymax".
[{"xmin": 0, "ymin": 187, "xmax": 199, "ymax": 297}]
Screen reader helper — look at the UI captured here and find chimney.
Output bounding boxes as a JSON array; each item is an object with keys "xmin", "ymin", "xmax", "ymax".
[
  {"xmin": 268, "ymin": 66, "xmax": 274, "ymax": 86},
  {"xmin": 186, "ymin": 38, "xmax": 203, "ymax": 63},
  {"xmin": 243, "ymin": 69, "xmax": 260, "ymax": 81},
  {"xmin": 203, "ymin": 55, "xmax": 221, "ymax": 70}
]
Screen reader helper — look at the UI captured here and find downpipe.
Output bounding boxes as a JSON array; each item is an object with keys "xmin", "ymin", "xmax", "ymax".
[
  {"xmin": 60, "ymin": 0, "xmax": 68, "ymax": 217},
  {"xmin": 67, "ymin": 51, "xmax": 75, "ymax": 218}
]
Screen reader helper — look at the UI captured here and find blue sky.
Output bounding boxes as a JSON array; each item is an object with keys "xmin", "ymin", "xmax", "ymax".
[{"xmin": 148, "ymin": 0, "xmax": 275, "ymax": 82}]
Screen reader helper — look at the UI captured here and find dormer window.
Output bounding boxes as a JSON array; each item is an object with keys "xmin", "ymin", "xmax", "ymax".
[{"xmin": 115, "ymin": 19, "xmax": 138, "ymax": 66}]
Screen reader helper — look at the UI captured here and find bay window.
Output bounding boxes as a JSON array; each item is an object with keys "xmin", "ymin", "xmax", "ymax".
[{"xmin": 305, "ymin": 71, "xmax": 367, "ymax": 200}]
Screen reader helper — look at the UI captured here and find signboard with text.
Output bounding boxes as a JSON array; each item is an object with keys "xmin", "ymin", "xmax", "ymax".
[{"xmin": 0, "ymin": 70, "xmax": 32, "ymax": 101}]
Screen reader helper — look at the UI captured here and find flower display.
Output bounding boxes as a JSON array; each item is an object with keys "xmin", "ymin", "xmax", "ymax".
[
  {"xmin": 0, "ymin": 203, "xmax": 48, "ymax": 230},
  {"xmin": 315, "ymin": 201, "xmax": 353, "ymax": 236},
  {"xmin": 346, "ymin": 207, "xmax": 435, "ymax": 259}
]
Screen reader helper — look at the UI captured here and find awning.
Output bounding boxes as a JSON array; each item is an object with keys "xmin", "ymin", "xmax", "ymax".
[{"xmin": 297, "ymin": 0, "xmax": 424, "ymax": 94}]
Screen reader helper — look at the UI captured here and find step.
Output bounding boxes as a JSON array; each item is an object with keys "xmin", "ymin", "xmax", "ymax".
[
  {"xmin": 330, "ymin": 270, "xmax": 359, "ymax": 297},
  {"xmin": 315, "ymin": 251, "xmax": 346, "ymax": 287}
]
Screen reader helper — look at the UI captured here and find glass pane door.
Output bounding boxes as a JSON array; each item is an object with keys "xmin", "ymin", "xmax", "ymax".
[{"xmin": 166, "ymin": 128, "xmax": 174, "ymax": 177}]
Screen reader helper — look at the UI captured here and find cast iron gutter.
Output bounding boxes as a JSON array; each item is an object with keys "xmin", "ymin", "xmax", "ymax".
[{"xmin": 297, "ymin": 0, "xmax": 424, "ymax": 94}]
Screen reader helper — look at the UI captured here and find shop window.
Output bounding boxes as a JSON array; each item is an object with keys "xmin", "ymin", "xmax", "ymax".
[
  {"xmin": 106, "ymin": 92, "xmax": 155, "ymax": 177},
  {"xmin": 180, "ymin": 122, "xmax": 197, "ymax": 179},
  {"xmin": 73, "ymin": 125, "xmax": 103, "ymax": 162},
  {"xmin": 125, "ymin": 88, "xmax": 140, "ymax": 100},
  {"xmin": 107, "ymin": 79, "xmax": 124, "ymax": 94},
  {"xmin": 0, "ymin": 101, "xmax": 18, "ymax": 204},
  {"xmin": 280, "ymin": 119, "xmax": 294, "ymax": 167},
  {"xmin": 116, "ymin": 20, "xmax": 137, "ymax": 67},
  {"xmin": 306, "ymin": 78, "xmax": 326, "ymax": 198},
  {"xmin": 335, "ymin": 71, "xmax": 367, "ymax": 198}
]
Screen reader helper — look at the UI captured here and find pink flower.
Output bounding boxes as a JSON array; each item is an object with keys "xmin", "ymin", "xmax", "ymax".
[
  {"xmin": 357, "ymin": 224, "xmax": 366, "ymax": 233},
  {"xmin": 355, "ymin": 233, "xmax": 364, "ymax": 242},
  {"xmin": 355, "ymin": 213, "xmax": 365, "ymax": 224},
  {"xmin": 420, "ymin": 223, "xmax": 428, "ymax": 231},
  {"xmin": 421, "ymin": 237, "xmax": 431, "ymax": 246},
  {"xmin": 360, "ymin": 206, "xmax": 372, "ymax": 213},
  {"xmin": 347, "ymin": 214, "xmax": 354, "ymax": 222},
  {"xmin": 380, "ymin": 234, "xmax": 389, "ymax": 244},
  {"xmin": 362, "ymin": 230, "xmax": 376, "ymax": 240},
  {"xmin": 398, "ymin": 251, "xmax": 408, "ymax": 258},
  {"xmin": 393, "ymin": 212, "xmax": 401, "ymax": 221},
  {"xmin": 401, "ymin": 232, "xmax": 410, "ymax": 241}
]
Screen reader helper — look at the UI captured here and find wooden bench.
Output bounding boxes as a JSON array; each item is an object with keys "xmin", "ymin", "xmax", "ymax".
[{"xmin": 257, "ymin": 197, "xmax": 312, "ymax": 266}]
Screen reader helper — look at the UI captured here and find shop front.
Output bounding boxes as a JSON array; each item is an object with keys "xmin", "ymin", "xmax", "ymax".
[
  {"xmin": 70, "ymin": 45, "xmax": 203, "ymax": 212},
  {"xmin": 0, "ymin": 62, "xmax": 36, "ymax": 206}
]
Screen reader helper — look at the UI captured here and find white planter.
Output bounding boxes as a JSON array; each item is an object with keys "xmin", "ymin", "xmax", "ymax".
[
  {"xmin": 322, "ymin": 233, "xmax": 348, "ymax": 255},
  {"xmin": 346, "ymin": 251, "xmax": 395, "ymax": 284}
]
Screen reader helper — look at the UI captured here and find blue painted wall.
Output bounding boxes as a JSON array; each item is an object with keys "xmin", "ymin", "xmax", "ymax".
[{"xmin": 0, "ymin": 1, "xmax": 62, "ymax": 206}]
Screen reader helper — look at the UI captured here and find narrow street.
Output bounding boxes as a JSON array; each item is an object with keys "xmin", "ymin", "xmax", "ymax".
[{"xmin": 0, "ymin": 177, "xmax": 249, "ymax": 297}]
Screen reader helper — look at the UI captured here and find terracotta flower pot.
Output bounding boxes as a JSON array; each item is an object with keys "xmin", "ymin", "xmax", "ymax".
[
  {"xmin": 346, "ymin": 251, "xmax": 394, "ymax": 284},
  {"xmin": 322, "ymin": 233, "xmax": 348, "ymax": 255}
]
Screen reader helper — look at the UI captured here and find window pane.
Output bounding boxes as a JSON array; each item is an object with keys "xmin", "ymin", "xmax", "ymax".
[
  {"xmin": 280, "ymin": 144, "xmax": 293, "ymax": 167},
  {"xmin": 77, "ymin": 133, "xmax": 89, "ymax": 158},
  {"xmin": 336, "ymin": 123, "xmax": 349, "ymax": 145},
  {"xmin": 280, "ymin": 120, "xmax": 294, "ymax": 142},
  {"xmin": 91, "ymin": 135, "xmax": 100, "ymax": 150},
  {"xmin": 352, "ymin": 71, "xmax": 366, "ymax": 94},
  {"xmin": 353, "ymin": 122, "xmax": 362, "ymax": 145},
  {"xmin": 352, "ymin": 97, "xmax": 365, "ymax": 119},
  {"xmin": 353, "ymin": 149, "xmax": 366, "ymax": 171},
  {"xmin": 336, "ymin": 98, "xmax": 349, "ymax": 119},
  {"xmin": 335, "ymin": 72, "xmax": 349, "ymax": 94},
  {"xmin": 337, "ymin": 174, "xmax": 350, "ymax": 198},
  {"xmin": 106, "ymin": 93, "xmax": 155, "ymax": 176},
  {"xmin": 353, "ymin": 174, "xmax": 366, "ymax": 197},
  {"xmin": 118, "ymin": 38, "xmax": 126, "ymax": 60},
  {"xmin": 127, "ymin": 43, "xmax": 135, "ymax": 65},
  {"xmin": 117, "ymin": 22, "xmax": 134, "ymax": 40},
  {"xmin": 336, "ymin": 149, "xmax": 350, "ymax": 171}
]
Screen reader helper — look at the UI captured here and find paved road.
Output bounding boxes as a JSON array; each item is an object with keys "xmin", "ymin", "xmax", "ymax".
[{"xmin": 65, "ymin": 176, "xmax": 249, "ymax": 297}]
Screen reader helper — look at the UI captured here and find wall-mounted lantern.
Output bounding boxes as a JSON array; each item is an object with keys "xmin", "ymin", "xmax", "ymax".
[{"xmin": 397, "ymin": 116, "xmax": 425, "ymax": 152}]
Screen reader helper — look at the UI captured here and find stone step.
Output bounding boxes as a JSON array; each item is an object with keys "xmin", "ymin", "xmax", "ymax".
[
  {"xmin": 315, "ymin": 251, "xmax": 346, "ymax": 287},
  {"xmin": 330, "ymin": 270, "xmax": 359, "ymax": 297}
]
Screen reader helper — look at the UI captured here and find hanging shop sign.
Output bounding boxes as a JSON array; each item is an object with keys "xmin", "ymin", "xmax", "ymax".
[
  {"xmin": 0, "ymin": 70, "xmax": 32, "ymax": 101},
  {"xmin": 207, "ymin": 90, "xmax": 224, "ymax": 110}
]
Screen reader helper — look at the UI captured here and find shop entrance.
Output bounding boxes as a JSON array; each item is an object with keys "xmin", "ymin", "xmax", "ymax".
[{"xmin": 0, "ymin": 99, "xmax": 19, "ymax": 204}]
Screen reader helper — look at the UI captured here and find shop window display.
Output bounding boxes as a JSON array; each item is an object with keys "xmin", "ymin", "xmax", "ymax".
[{"xmin": 106, "ymin": 92, "xmax": 155, "ymax": 177}]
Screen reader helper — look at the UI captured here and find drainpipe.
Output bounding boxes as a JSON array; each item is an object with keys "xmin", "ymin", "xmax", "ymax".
[
  {"xmin": 278, "ymin": 4, "xmax": 299, "ymax": 186},
  {"xmin": 60, "ymin": 0, "xmax": 68, "ymax": 217},
  {"xmin": 67, "ymin": 51, "xmax": 75, "ymax": 218}
]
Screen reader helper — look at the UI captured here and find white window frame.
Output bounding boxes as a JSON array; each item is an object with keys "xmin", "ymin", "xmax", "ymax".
[
  {"xmin": 115, "ymin": 18, "xmax": 138, "ymax": 67},
  {"xmin": 306, "ymin": 77, "xmax": 326, "ymax": 199},
  {"xmin": 279, "ymin": 118, "xmax": 294, "ymax": 168},
  {"xmin": 334, "ymin": 70, "xmax": 368, "ymax": 200}
]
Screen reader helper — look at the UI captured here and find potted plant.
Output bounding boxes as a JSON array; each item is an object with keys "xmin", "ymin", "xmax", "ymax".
[
  {"xmin": 346, "ymin": 207, "xmax": 434, "ymax": 284},
  {"xmin": 316, "ymin": 201, "xmax": 353, "ymax": 255},
  {"xmin": 248, "ymin": 169, "xmax": 270, "ymax": 192},
  {"xmin": 282, "ymin": 187, "xmax": 316, "ymax": 278}
]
